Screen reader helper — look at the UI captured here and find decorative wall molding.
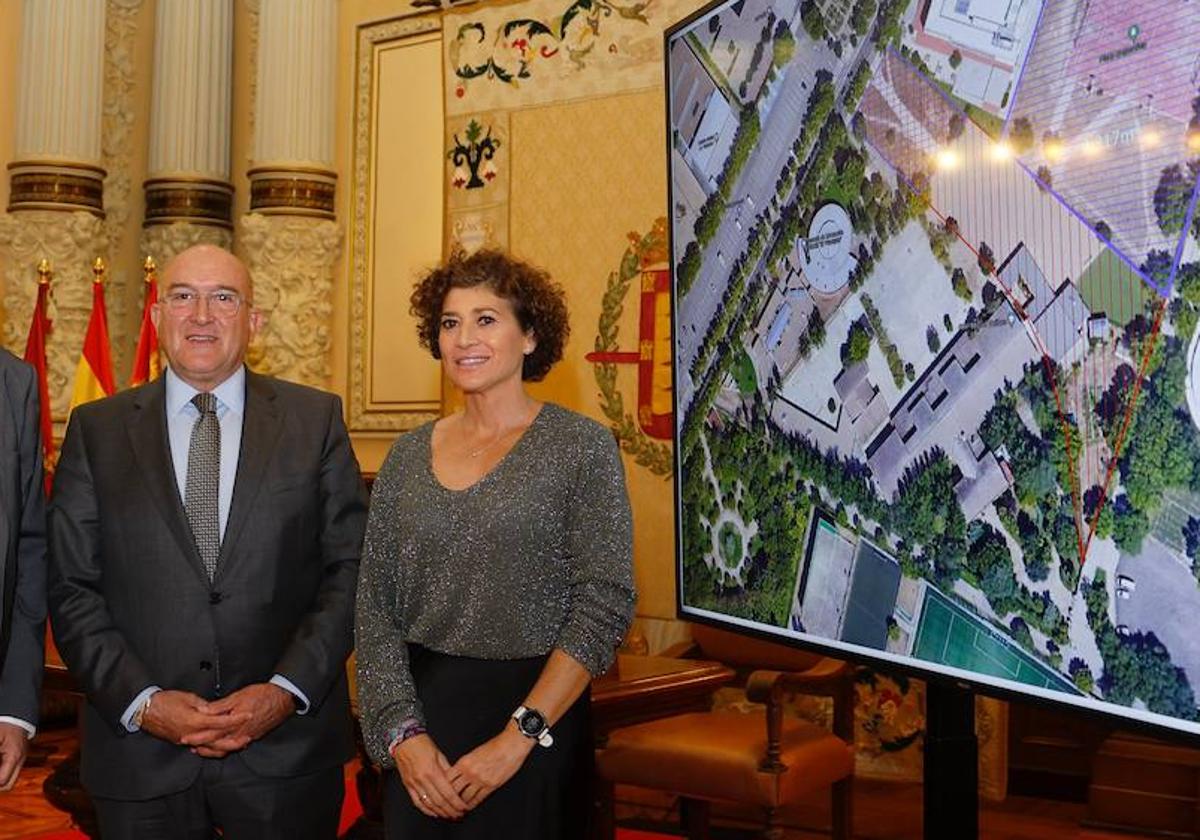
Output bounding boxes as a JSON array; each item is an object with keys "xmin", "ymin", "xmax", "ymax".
[
  {"xmin": 138, "ymin": 222, "xmax": 232, "ymax": 273},
  {"xmin": 248, "ymin": 168, "xmax": 336, "ymax": 218},
  {"xmin": 6, "ymin": 162, "xmax": 106, "ymax": 215},
  {"xmin": 239, "ymin": 213, "xmax": 340, "ymax": 387},
  {"xmin": 349, "ymin": 12, "xmax": 443, "ymax": 432},
  {"xmin": 0, "ymin": 210, "xmax": 108, "ymax": 419},
  {"xmin": 143, "ymin": 179, "xmax": 235, "ymax": 228},
  {"xmin": 245, "ymin": 0, "xmax": 262, "ymax": 145},
  {"xmin": 102, "ymin": 0, "xmax": 142, "ymax": 256},
  {"xmin": 101, "ymin": 0, "xmax": 144, "ymax": 376}
]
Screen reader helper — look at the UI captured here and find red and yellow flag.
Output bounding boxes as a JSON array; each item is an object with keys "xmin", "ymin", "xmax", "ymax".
[
  {"xmin": 68, "ymin": 258, "xmax": 116, "ymax": 412},
  {"xmin": 130, "ymin": 256, "xmax": 161, "ymax": 387},
  {"xmin": 22, "ymin": 259, "xmax": 55, "ymax": 495}
]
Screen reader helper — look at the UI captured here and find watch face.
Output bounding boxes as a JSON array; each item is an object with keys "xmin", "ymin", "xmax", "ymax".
[{"xmin": 519, "ymin": 709, "xmax": 546, "ymax": 736}]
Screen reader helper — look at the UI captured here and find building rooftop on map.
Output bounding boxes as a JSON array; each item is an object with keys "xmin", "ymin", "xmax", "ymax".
[
  {"xmin": 955, "ymin": 449, "xmax": 1012, "ymax": 520},
  {"xmin": 866, "ymin": 297, "xmax": 1036, "ymax": 499},
  {"xmin": 766, "ymin": 300, "xmax": 792, "ymax": 349},
  {"xmin": 669, "ymin": 38, "xmax": 718, "ymax": 150},
  {"xmin": 864, "ymin": 245, "xmax": 1081, "ymax": 506},
  {"xmin": 834, "ymin": 362, "xmax": 880, "ymax": 426},
  {"xmin": 998, "ymin": 242, "xmax": 1089, "ymax": 364},
  {"xmin": 920, "ymin": 0, "xmax": 1041, "ymax": 69},
  {"xmin": 997, "ymin": 242, "xmax": 1055, "ymax": 320},
  {"xmin": 1033, "ymin": 278, "xmax": 1088, "ymax": 366},
  {"xmin": 681, "ymin": 87, "xmax": 737, "ymax": 194}
]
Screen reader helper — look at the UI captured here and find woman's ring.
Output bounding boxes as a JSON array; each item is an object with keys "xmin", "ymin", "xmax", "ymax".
[{"xmin": 420, "ymin": 793, "xmax": 429, "ymax": 801}]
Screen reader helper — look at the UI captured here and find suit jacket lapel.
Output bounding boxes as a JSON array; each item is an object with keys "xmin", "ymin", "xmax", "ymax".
[
  {"xmin": 127, "ymin": 378, "xmax": 209, "ymax": 581},
  {"xmin": 217, "ymin": 371, "xmax": 282, "ymax": 574}
]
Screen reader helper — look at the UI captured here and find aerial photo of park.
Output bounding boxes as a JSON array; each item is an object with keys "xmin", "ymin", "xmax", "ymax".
[{"xmin": 672, "ymin": 0, "xmax": 1200, "ymax": 729}]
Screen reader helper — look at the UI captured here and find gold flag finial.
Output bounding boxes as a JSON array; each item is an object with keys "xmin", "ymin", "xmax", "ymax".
[
  {"xmin": 36, "ymin": 259, "xmax": 52, "ymax": 286},
  {"xmin": 142, "ymin": 255, "xmax": 156, "ymax": 278},
  {"xmin": 92, "ymin": 257, "xmax": 106, "ymax": 284}
]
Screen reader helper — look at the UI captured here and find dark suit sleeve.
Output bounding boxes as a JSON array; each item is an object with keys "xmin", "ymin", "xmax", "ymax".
[
  {"xmin": 48, "ymin": 411, "xmax": 155, "ymax": 725},
  {"xmin": 272, "ymin": 395, "xmax": 366, "ymax": 711},
  {"xmin": 0, "ymin": 363, "xmax": 46, "ymax": 725}
]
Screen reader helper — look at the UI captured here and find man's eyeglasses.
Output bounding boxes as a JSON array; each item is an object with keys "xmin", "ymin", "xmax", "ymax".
[{"xmin": 161, "ymin": 289, "xmax": 245, "ymax": 318}]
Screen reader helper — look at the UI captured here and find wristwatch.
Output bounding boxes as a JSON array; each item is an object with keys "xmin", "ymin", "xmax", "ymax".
[{"xmin": 512, "ymin": 705, "xmax": 554, "ymax": 747}]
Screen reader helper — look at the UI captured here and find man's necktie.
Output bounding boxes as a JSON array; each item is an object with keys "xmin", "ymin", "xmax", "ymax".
[{"xmin": 185, "ymin": 392, "xmax": 221, "ymax": 580}]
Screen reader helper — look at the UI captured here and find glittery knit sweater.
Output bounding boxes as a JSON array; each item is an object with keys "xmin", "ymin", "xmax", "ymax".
[{"xmin": 354, "ymin": 403, "xmax": 636, "ymax": 768}]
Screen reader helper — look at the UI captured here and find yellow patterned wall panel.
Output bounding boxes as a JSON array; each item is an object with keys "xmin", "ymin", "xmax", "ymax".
[{"xmin": 509, "ymin": 89, "xmax": 676, "ymax": 617}]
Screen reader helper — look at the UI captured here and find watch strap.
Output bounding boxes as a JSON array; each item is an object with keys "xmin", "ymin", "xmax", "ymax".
[{"xmin": 512, "ymin": 705, "xmax": 554, "ymax": 747}]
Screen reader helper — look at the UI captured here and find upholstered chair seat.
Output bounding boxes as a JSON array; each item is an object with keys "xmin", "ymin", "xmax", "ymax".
[
  {"xmin": 599, "ymin": 709, "xmax": 853, "ymax": 808},
  {"xmin": 596, "ymin": 625, "xmax": 856, "ymax": 839}
]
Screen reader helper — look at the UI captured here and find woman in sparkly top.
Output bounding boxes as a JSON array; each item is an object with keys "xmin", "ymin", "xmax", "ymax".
[{"xmin": 355, "ymin": 249, "xmax": 636, "ymax": 838}]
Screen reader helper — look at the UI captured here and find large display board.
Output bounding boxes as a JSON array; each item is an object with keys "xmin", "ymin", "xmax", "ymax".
[{"xmin": 670, "ymin": 0, "xmax": 1200, "ymax": 736}]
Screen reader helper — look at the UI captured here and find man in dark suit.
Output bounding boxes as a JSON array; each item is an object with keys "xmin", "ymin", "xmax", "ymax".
[
  {"xmin": 0, "ymin": 348, "xmax": 46, "ymax": 791},
  {"xmin": 48, "ymin": 245, "xmax": 367, "ymax": 839}
]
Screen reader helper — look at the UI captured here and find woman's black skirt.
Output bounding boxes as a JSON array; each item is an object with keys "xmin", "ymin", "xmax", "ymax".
[{"xmin": 382, "ymin": 644, "xmax": 592, "ymax": 839}]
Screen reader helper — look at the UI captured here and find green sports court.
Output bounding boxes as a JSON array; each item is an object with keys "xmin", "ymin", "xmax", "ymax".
[{"xmin": 912, "ymin": 587, "xmax": 1077, "ymax": 694}]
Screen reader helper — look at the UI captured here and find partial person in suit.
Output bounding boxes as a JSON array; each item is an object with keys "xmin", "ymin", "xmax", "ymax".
[
  {"xmin": 0, "ymin": 349, "xmax": 47, "ymax": 791},
  {"xmin": 48, "ymin": 245, "xmax": 367, "ymax": 840}
]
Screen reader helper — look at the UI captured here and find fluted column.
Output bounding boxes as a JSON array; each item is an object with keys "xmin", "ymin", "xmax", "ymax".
[
  {"xmin": 8, "ymin": 0, "xmax": 107, "ymax": 215},
  {"xmin": 141, "ymin": 0, "xmax": 234, "ymax": 265},
  {"xmin": 241, "ymin": 0, "xmax": 340, "ymax": 387},
  {"xmin": 2, "ymin": 0, "xmax": 108, "ymax": 418}
]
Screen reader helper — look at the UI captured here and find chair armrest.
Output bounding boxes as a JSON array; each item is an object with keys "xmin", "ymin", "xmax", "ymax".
[
  {"xmin": 748, "ymin": 659, "xmax": 856, "ymax": 749},
  {"xmin": 746, "ymin": 659, "xmax": 851, "ymax": 703}
]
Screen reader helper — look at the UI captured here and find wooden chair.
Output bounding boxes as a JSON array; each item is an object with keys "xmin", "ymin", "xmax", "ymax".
[{"xmin": 595, "ymin": 624, "xmax": 855, "ymax": 839}]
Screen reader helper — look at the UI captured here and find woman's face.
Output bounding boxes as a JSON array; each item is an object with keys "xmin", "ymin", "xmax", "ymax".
[{"xmin": 438, "ymin": 284, "xmax": 536, "ymax": 394}]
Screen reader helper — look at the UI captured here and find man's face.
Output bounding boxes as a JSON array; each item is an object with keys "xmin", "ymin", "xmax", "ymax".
[{"xmin": 151, "ymin": 245, "xmax": 262, "ymax": 391}]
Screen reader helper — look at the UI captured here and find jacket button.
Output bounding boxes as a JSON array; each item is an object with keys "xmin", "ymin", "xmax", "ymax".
[
  {"xmin": 199, "ymin": 660, "xmax": 213, "ymax": 671},
  {"xmin": 209, "ymin": 592, "xmax": 222, "ymax": 605}
]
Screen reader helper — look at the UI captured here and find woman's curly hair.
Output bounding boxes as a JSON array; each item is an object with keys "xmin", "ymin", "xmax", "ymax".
[{"xmin": 409, "ymin": 249, "xmax": 570, "ymax": 382}]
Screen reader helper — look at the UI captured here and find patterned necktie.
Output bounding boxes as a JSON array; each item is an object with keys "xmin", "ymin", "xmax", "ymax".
[{"xmin": 185, "ymin": 392, "xmax": 221, "ymax": 580}]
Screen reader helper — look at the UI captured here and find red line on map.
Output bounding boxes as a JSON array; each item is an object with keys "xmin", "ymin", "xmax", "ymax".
[
  {"xmin": 1083, "ymin": 298, "xmax": 1167, "ymax": 563},
  {"xmin": 915, "ymin": 191, "xmax": 1152, "ymax": 581}
]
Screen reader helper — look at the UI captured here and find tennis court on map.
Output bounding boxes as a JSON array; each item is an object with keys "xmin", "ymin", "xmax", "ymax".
[{"xmin": 912, "ymin": 587, "xmax": 1075, "ymax": 694}]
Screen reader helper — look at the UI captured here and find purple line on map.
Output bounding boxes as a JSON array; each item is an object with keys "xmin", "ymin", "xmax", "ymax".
[
  {"xmin": 1167, "ymin": 171, "xmax": 1200, "ymax": 294},
  {"xmin": 866, "ymin": 38, "xmax": 1190, "ymax": 299},
  {"xmin": 1001, "ymin": 0, "xmax": 1052, "ymax": 138},
  {"xmin": 1005, "ymin": 0, "xmax": 1200, "ymax": 296}
]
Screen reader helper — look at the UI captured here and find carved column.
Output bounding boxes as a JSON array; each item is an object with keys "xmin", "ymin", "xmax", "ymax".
[
  {"xmin": 240, "ymin": 0, "xmax": 340, "ymax": 387},
  {"xmin": 140, "ymin": 0, "xmax": 234, "ymax": 266},
  {"xmin": 2, "ymin": 0, "xmax": 108, "ymax": 418}
]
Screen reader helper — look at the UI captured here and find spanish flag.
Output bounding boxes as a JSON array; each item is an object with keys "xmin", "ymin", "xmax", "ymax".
[
  {"xmin": 22, "ymin": 260, "xmax": 54, "ymax": 495},
  {"xmin": 68, "ymin": 258, "xmax": 116, "ymax": 412},
  {"xmin": 130, "ymin": 256, "xmax": 161, "ymax": 387}
]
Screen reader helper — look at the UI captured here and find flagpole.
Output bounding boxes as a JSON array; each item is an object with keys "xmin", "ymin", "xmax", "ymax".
[
  {"xmin": 23, "ymin": 259, "xmax": 55, "ymax": 495},
  {"xmin": 131, "ymin": 256, "xmax": 161, "ymax": 387},
  {"xmin": 68, "ymin": 257, "xmax": 117, "ymax": 412}
]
